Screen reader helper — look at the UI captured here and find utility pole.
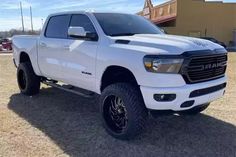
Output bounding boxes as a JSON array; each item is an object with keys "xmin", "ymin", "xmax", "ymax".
[
  {"xmin": 41, "ymin": 19, "xmax": 44, "ymax": 29},
  {"xmin": 20, "ymin": 2, "xmax": 25, "ymax": 32},
  {"xmin": 30, "ymin": 6, "xmax": 33, "ymax": 32}
]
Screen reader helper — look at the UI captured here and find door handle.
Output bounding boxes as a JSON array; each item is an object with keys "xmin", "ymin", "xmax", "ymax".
[
  {"xmin": 63, "ymin": 45, "xmax": 70, "ymax": 50},
  {"xmin": 40, "ymin": 42, "xmax": 47, "ymax": 47}
]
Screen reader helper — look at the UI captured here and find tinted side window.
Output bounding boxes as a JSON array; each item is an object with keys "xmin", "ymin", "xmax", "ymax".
[
  {"xmin": 70, "ymin": 14, "xmax": 96, "ymax": 33},
  {"xmin": 45, "ymin": 15, "xmax": 70, "ymax": 38}
]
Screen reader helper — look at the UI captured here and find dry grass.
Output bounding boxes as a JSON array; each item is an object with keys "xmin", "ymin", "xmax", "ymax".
[{"xmin": 0, "ymin": 54, "xmax": 235, "ymax": 157}]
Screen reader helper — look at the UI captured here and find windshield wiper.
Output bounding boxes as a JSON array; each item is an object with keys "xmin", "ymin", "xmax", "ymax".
[{"xmin": 110, "ymin": 33, "xmax": 136, "ymax": 37}]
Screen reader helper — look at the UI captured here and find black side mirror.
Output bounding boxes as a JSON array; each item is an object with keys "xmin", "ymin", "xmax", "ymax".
[{"xmin": 86, "ymin": 32, "xmax": 99, "ymax": 41}]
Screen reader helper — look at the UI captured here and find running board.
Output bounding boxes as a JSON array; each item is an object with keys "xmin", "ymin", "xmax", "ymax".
[{"xmin": 42, "ymin": 81, "xmax": 95, "ymax": 98}]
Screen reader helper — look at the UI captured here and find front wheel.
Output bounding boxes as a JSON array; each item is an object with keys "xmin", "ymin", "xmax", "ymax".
[
  {"xmin": 100, "ymin": 83, "xmax": 148, "ymax": 140},
  {"xmin": 17, "ymin": 62, "xmax": 40, "ymax": 96}
]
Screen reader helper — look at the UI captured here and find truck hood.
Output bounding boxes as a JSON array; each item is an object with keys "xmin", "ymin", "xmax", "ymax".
[{"xmin": 110, "ymin": 34, "xmax": 225, "ymax": 55}]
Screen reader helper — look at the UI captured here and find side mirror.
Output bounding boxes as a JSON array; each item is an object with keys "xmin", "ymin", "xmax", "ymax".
[
  {"xmin": 68, "ymin": 27, "xmax": 87, "ymax": 38},
  {"xmin": 68, "ymin": 26, "xmax": 98, "ymax": 41}
]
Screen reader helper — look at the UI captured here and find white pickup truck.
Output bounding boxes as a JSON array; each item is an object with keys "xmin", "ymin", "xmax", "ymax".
[{"xmin": 13, "ymin": 12, "xmax": 228, "ymax": 140}]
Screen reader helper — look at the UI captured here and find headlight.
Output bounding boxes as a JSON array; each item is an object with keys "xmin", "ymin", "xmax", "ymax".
[{"xmin": 143, "ymin": 56, "xmax": 184, "ymax": 73}]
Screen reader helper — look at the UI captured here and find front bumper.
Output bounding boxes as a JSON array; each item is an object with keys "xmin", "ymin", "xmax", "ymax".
[{"xmin": 140, "ymin": 76, "xmax": 226, "ymax": 111}]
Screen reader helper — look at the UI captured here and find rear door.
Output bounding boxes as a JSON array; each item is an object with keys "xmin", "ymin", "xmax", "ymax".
[{"xmin": 38, "ymin": 14, "xmax": 71, "ymax": 81}]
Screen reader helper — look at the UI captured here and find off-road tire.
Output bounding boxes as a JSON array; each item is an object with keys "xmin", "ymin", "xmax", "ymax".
[
  {"xmin": 17, "ymin": 62, "xmax": 40, "ymax": 96},
  {"xmin": 100, "ymin": 83, "xmax": 148, "ymax": 140}
]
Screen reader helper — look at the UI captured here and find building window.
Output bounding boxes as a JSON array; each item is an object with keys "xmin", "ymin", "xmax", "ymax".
[
  {"xmin": 159, "ymin": 8, "xmax": 164, "ymax": 16},
  {"xmin": 168, "ymin": 4, "xmax": 171, "ymax": 14}
]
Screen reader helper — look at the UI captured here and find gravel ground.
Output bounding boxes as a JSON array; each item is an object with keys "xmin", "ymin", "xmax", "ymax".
[{"xmin": 0, "ymin": 54, "xmax": 236, "ymax": 157}]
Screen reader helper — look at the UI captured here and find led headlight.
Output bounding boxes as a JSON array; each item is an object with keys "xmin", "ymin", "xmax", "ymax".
[{"xmin": 144, "ymin": 56, "xmax": 184, "ymax": 73}]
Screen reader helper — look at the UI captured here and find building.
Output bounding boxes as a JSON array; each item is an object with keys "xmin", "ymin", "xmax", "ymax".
[{"xmin": 138, "ymin": 0, "xmax": 236, "ymax": 46}]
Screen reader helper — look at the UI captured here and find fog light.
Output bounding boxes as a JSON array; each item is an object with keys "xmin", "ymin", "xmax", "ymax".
[
  {"xmin": 180, "ymin": 100, "xmax": 195, "ymax": 108},
  {"xmin": 154, "ymin": 94, "xmax": 176, "ymax": 102}
]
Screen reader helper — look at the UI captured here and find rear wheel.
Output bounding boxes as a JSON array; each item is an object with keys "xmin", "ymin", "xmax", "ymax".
[
  {"xmin": 17, "ymin": 62, "xmax": 40, "ymax": 96},
  {"xmin": 100, "ymin": 83, "xmax": 148, "ymax": 140},
  {"xmin": 179, "ymin": 103, "xmax": 210, "ymax": 115}
]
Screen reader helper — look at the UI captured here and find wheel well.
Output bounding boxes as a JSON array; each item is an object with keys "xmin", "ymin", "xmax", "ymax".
[
  {"xmin": 101, "ymin": 66, "xmax": 139, "ymax": 92},
  {"xmin": 20, "ymin": 52, "xmax": 31, "ymax": 63}
]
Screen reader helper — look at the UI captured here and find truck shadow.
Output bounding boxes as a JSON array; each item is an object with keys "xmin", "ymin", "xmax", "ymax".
[{"xmin": 8, "ymin": 87, "xmax": 236, "ymax": 157}]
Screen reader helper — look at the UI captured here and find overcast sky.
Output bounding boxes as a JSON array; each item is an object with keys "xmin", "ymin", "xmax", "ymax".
[{"xmin": 0, "ymin": 0, "xmax": 235, "ymax": 31}]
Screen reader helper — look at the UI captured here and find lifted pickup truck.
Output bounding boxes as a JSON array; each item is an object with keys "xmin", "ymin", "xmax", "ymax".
[{"xmin": 13, "ymin": 12, "xmax": 228, "ymax": 140}]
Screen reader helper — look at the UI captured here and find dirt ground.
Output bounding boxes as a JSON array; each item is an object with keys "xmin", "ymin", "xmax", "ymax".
[{"xmin": 0, "ymin": 53, "xmax": 236, "ymax": 157}]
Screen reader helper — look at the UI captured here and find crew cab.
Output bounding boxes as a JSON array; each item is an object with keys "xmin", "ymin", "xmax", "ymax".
[{"xmin": 12, "ymin": 12, "xmax": 228, "ymax": 139}]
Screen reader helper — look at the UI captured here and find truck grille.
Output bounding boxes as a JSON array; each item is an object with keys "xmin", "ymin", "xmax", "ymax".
[{"xmin": 184, "ymin": 54, "xmax": 227, "ymax": 83}]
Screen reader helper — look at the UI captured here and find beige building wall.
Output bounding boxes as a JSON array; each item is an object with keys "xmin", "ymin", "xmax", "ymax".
[
  {"xmin": 165, "ymin": 0, "xmax": 236, "ymax": 45},
  {"xmin": 233, "ymin": 5, "xmax": 236, "ymax": 43},
  {"xmin": 234, "ymin": 5, "xmax": 236, "ymax": 26}
]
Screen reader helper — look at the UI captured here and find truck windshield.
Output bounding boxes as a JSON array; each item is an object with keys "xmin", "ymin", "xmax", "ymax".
[{"xmin": 94, "ymin": 13, "xmax": 163, "ymax": 37}]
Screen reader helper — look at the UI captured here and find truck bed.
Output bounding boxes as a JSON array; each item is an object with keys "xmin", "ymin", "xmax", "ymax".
[{"xmin": 12, "ymin": 35, "xmax": 39, "ymax": 67}]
